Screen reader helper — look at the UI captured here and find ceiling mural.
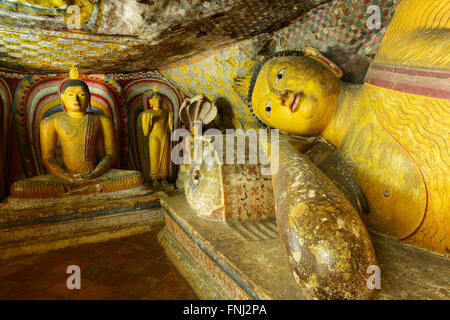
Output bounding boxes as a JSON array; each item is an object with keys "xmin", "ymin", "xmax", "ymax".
[
  {"xmin": 0, "ymin": 0, "xmax": 101, "ymax": 31},
  {"xmin": 0, "ymin": 0, "xmax": 326, "ymax": 74}
]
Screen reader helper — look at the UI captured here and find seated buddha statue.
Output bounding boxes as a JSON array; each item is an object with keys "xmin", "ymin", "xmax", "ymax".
[
  {"xmin": 142, "ymin": 87, "xmax": 173, "ymax": 187},
  {"xmin": 10, "ymin": 67, "xmax": 144, "ymax": 198},
  {"xmin": 235, "ymin": 0, "xmax": 449, "ymax": 256}
]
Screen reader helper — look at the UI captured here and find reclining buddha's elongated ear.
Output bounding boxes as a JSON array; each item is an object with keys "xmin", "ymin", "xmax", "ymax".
[{"xmin": 303, "ymin": 47, "xmax": 343, "ymax": 79}]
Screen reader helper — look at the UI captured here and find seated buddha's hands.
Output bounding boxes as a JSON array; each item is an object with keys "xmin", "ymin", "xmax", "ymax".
[
  {"xmin": 60, "ymin": 172, "xmax": 93, "ymax": 182},
  {"xmin": 72, "ymin": 172, "xmax": 94, "ymax": 181},
  {"xmin": 80, "ymin": 154, "xmax": 114, "ymax": 181},
  {"xmin": 62, "ymin": 167, "xmax": 100, "ymax": 182},
  {"xmin": 44, "ymin": 158, "xmax": 90, "ymax": 182},
  {"xmin": 78, "ymin": 170, "xmax": 101, "ymax": 181}
]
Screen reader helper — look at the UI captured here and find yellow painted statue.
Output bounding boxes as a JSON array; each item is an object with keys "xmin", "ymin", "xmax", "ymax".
[
  {"xmin": 10, "ymin": 67, "xmax": 144, "ymax": 198},
  {"xmin": 142, "ymin": 87, "xmax": 173, "ymax": 187},
  {"xmin": 238, "ymin": 0, "xmax": 449, "ymax": 255}
]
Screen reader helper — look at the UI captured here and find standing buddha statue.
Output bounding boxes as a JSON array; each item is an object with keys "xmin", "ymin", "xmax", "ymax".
[{"xmin": 142, "ymin": 86, "xmax": 173, "ymax": 187}]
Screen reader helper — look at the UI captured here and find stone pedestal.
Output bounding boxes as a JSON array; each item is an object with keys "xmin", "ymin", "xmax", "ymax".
[{"xmin": 0, "ymin": 185, "xmax": 167, "ymax": 259}]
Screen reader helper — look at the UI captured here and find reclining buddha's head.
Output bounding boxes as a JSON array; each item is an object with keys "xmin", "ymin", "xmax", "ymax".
[{"xmin": 247, "ymin": 49, "xmax": 342, "ymax": 136}]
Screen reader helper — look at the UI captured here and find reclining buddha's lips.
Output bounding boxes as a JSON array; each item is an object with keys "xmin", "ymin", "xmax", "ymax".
[{"xmin": 289, "ymin": 92, "xmax": 304, "ymax": 113}]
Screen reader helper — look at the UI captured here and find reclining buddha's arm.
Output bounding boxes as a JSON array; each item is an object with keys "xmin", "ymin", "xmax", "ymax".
[
  {"xmin": 271, "ymin": 136, "xmax": 376, "ymax": 299},
  {"xmin": 40, "ymin": 116, "xmax": 79, "ymax": 181}
]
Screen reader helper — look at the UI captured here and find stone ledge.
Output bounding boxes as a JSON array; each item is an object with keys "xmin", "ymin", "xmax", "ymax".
[
  {"xmin": 0, "ymin": 190, "xmax": 168, "ymax": 259},
  {"xmin": 0, "ymin": 223, "xmax": 164, "ymax": 260},
  {"xmin": 160, "ymin": 195, "xmax": 306, "ymax": 300},
  {"xmin": 0, "ymin": 184, "xmax": 161, "ymax": 212},
  {"xmin": 160, "ymin": 195, "xmax": 450, "ymax": 300},
  {"xmin": 158, "ymin": 227, "xmax": 226, "ymax": 300},
  {"xmin": 0, "ymin": 189, "xmax": 167, "ymax": 222}
]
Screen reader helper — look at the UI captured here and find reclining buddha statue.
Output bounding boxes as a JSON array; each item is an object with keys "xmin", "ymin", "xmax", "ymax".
[
  {"xmin": 228, "ymin": 0, "xmax": 449, "ymax": 300},
  {"xmin": 10, "ymin": 67, "xmax": 144, "ymax": 198},
  {"xmin": 236, "ymin": 0, "xmax": 449, "ymax": 258}
]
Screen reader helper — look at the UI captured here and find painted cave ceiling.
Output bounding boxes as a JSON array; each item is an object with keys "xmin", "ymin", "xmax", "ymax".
[{"xmin": 0, "ymin": 0, "xmax": 326, "ymax": 74}]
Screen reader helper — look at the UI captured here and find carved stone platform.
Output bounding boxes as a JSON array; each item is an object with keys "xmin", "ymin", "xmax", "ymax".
[
  {"xmin": 159, "ymin": 195, "xmax": 450, "ymax": 300},
  {"xmin": 0, "ymin": 185, "xmax": 168, "ymax": 259}
]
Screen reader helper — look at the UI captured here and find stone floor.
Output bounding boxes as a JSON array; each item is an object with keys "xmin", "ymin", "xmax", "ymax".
[{"xmin": 0, "ymin": 231, "xmax": 198, "ymax": 300}]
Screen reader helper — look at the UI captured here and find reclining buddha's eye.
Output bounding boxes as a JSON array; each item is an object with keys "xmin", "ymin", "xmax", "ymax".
[
  {"xmin": 265, "ymin": 99, "xmax": 272, "ymax": 117},
  {"xmin": 275, "ymin": 68, "xmax": 286, "ymax": 85}
]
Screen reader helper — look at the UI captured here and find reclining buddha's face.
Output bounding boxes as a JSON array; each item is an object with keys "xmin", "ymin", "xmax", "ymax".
[{"xmin": 251, "ymin": 55, "xmax": 341, "ymax": 136}]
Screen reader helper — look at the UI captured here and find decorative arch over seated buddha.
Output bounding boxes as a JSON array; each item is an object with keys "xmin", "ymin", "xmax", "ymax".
[
  {"xmin": 9, "ymin": 67, "xmax": 144, "ymax": 199},
  {"xmin": 0, "ymin": 77, "xmax": 12, "ymax": 199},
  {"xmin": 124, "ymin": 77, "xmax": 183, "ymax": 182},
  {"xmin": 12, "ymin": 72, "xmax": 126, "ymax": 177}
]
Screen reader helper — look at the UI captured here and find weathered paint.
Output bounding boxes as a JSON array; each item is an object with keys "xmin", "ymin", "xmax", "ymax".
[{"xmin": 273, "ymin": 137, "xmax": 376, "ymax": 300}]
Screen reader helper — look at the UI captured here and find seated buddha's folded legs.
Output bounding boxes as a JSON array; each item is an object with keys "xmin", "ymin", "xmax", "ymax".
[{"xmin": 10, "ymin": 169, "xmax": 144, "ymax": 198}]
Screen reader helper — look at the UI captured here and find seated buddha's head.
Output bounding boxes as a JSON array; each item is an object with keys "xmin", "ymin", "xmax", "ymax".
[
  {"xmin": 60, "ymin": 66, "xmax": 90, "ymax": 115},
  {"xmin": 247, "ymin": 49, "xmax": 342, "ymax": 137}
]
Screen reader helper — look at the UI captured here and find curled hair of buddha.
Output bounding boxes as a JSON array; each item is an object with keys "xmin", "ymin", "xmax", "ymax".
[
  {"xmin": 61, "ymin": 79, "xmax": 91, "ymax": 95},
  {"xmin": 150, "ymin": 91, "xmax": 163, "ymax": 100},
  {"xmin": 60, "ymin": 66, "xmax": 90, "ymax": 95},
  {"xmin": 148, "ymin": 84, "xmax": 163, "ymax": 107}
]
